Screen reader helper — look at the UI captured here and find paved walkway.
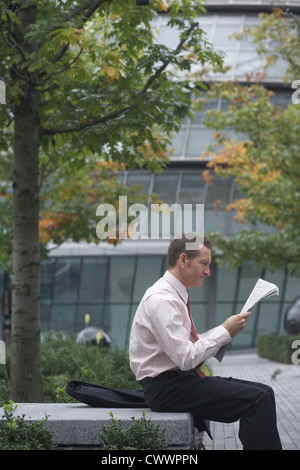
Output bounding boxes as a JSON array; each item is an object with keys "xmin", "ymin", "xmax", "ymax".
[{"xmin": 202, "ymin": 352, "xmax": 300, "ymax": 450}]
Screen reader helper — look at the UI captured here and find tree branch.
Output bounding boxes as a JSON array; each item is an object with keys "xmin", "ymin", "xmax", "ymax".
[
  {"xmin": 50, "ymin": 0, "xmax": 109, "ymax": 64},
  {"xmin": 38, "ymin": 46, "xmax": 83, "ymax": 87},
  {"xmin": 141, "ymin": 21, "xmax": 199, "ymax": 94},
  {"xmin": 67, "ymin": 0, "xmax": 109, "ymax": 22},
  {"xmin": 40, "ymin": 21, "xmax": 199, "ymax": 138},
  {"xmin": 39, "ymin": 0, "xmax": 110, "ymax": 79},
  {"xmin": 40, "ymin": 104, "xmax": 137, "ymax": 136}
]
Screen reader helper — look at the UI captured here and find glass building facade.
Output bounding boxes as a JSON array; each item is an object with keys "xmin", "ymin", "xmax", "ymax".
[
  {"xmin": 37, "ymin": 249, "xmax": 299, "ymax": 351},
  {"xmin": 1, "ymin": 1, "xmax": 299, "ymax": 350}
]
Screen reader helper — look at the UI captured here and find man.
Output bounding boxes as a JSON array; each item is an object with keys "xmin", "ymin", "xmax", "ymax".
[{"xmin": 129, "ymin": 234, "xmax": 282, "ymax": 450}]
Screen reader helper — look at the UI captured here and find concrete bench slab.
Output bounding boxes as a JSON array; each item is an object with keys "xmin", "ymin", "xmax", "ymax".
[{"xmin": 2, "ymin": 403, "xmax": 194, "ymax": 449}]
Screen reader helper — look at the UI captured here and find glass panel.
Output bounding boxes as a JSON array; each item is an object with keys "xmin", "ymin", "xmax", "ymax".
[
  {"xmin": 133, "ymin": 256, "xmax": 162, "ymax": 302},
  {"xmin": 169, "ymin": 128, "xmax": 186, "ymax": 156},
  {"xmin": 110, "ymin": 304, "xmax": 131, "ymax": 347},
  {"xmin": 272, "ymin": 92, "xmax": 291, "ymax": 110},
  {"xmin": 210, "ymin": 50, "xmax": 236, "ymax": 78},
  {"xmin": 154, "ymin": 18, "xmax": 180, "ymax": 49},
  {"xmin": 204, "ymin": 209, "xmax": 227, "ymax": 233},
  {"xmin": 40, "ymin": 304, "xmax": 51, "ymax": 331},
  {"xmin": 50, "ymin": 305, "xmax": 76, "ymax": 331},
  {"xmin": 240, "ymin": 17, "xmax": 261, "ymax": 49},
  {"xmin": 191, "ymin": 302, "xmax": 209, "ymax": 334},
  {"xmin": 284, "ymin": 274, "xmax": 300, "ymax": 302},
  {"xmin": 281, "ymin": 302, "xmax": 297, "ymax": 335},
  {"xmin": 179, "ymin": 173, "xmax": 206, "ymax": 204},
  {"xmin": 189, "ymin": 281, "xmax": 209, "ymax": 302},
  {"xmin": 213, "ymin": 17, "xmax": 242, "ymax": 47},
  {"xmin": 216, "ymin": 301, "xmax": 236, "ymax": 327},
  {"xmin": 185, "ymin": 128, "xmax": 214, "ymax": 156},
  {"xmin": 52, "ymin": 258, "xmax": 81, "ymax": 304},
  {"xmin": 152, "ymin": 173, "xmax": 179, "ymax": 204},
  {"xmin": 235, "ymin": 52, "xmax": 264, "ymax": 78},
  {"xmin": 231, "ymin": 328, "xmax": 253, "ymax": 349},
  {"xmin": 109, "ymin": 257, "xmax": 135, "ymax": 303},
  {"xmin": 206, "ymin": 176, "xmax": 232, "ymax": 204},
  {"xmin": 126, "ymin": 173, "xmax": 152, "ymax": 195},
  {"xmin": 193, "ymin": 97, "xmax": 219, "ymax": 124},
  {"xmin": 255, "ymin": 302, "xmax": 281, "ymax": 337},
  {"xmin": 79, "ymin": 257, "xmax": 108, "ymax": 303},
  {"xmin": 238, "ymin": 261, "xmax": 263, "ymax": 302},
  {"xmin": 76, "ymin": 304, "xmax": 109, "ymax": 333},
  {"xmin": 217, "ymin": 266, "xmax": 238, "ymax": 302},
  {"xmin": 115, "ymin": 172, "xmax": 125, "ymax": 184},
  {"xmin": 197, "ymin": 16, "xmax": 214, "ymax": 41},
  {"xmin": 40, "ymin": 259, "xmax": 55, "ymax": 304},
  {"xmin": 264, "ymin": 56, "xmax": 287, "ymax": 80}
]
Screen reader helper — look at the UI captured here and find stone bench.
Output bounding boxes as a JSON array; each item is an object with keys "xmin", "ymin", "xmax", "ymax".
[{"xmin": 6, "ymin": 403, "xmax": 195, "ymax": 450}]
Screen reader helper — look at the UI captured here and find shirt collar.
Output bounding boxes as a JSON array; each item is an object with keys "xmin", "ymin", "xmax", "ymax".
[{"xmin": 163, "ymin": 271, "xmax": 189, "ymax": 304}]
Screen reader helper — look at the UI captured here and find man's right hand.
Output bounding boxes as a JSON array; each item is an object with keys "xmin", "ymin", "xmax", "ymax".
[{"xmin": 222, "ymin": 312, "xmax": 251, "ymax": 337}]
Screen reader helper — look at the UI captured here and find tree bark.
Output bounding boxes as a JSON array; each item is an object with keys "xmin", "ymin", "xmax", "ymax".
[{"xmin": 9, "ymin": 5, "xmax": 43, "ymax": 402}]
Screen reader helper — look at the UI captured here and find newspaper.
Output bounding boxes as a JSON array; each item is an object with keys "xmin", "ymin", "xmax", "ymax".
[
  {"xmin": 239, "ymin": 278, "xmax": 279, "ymax": 313},
  {"xmin": 213, "ymin": 278, "xmax": 279, "ymax": 362}
]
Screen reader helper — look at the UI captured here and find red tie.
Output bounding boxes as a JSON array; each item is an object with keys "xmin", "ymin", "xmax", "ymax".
[{"xmin": 187, "ymin": 297, "xmax": 206, "ymax": 378}]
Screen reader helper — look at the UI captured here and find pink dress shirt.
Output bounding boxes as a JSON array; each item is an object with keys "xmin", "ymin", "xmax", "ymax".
[{"xmin": 129, "ymin": 271, "xmax": 231, "ymax": 381}]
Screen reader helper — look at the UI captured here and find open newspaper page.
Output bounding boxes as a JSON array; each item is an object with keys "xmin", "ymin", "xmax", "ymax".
[{"xmin": 200, "ymin": 278, "xmax": 279, "ymax": 363}]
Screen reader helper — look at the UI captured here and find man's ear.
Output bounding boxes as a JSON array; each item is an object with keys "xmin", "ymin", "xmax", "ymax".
[{"xmin": 179, "ymin": 253, "xmax": 187, "ymax": 267}]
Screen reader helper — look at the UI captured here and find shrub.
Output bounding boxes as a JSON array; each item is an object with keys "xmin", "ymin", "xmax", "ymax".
[
  {"xmin": 99, "ymin": 411, "xmax": 167, "ymax": 450},
  {"xmin": 39, "ymin": 332, "xmax": 140, "ymax": 402},
  {"xmin": 0, "ymin": 401, "xmax": 55, "ymax": 450},
  {"xmin": 1, "ymin": 333, "xmax": 213, "ymax": 403},
  {"xmin": 257, "ymin": 334, "xmax": 300, "ymax": 363}
]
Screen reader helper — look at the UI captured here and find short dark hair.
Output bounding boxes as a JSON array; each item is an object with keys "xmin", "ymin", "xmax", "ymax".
[{"xmin": 167, "ymin": 234, "xmax": 213, "ymax": 269}]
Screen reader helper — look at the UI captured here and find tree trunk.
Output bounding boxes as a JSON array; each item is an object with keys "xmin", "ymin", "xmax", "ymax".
[{"xmin": 10, "ymin": 5, "xmax": 43, "ymax": 402}]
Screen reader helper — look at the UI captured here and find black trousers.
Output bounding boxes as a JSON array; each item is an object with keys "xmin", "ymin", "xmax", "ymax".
[{"xmin": 141, "ymin": 369, "xmax": 282, "ymax": 450}]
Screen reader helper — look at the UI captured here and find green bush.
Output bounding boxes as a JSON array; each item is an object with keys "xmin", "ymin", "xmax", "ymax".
[
  {"xmin": 257, "ymin": 334, "xmax": 300, "ymax": 363},
  {"xmin": 0, "ymin": 333, "xmax": 213, "ymax": 404},
  {"xmin": 41, "ymin": 333, "xmax": 139, "ymax": 396},
  {"xmin": 0, "ymin": 401, "xmax": 55, "ymax": 450},
  {"xmin": 99, "ymin": 411, "xmax": 167, "ymax": 450}
]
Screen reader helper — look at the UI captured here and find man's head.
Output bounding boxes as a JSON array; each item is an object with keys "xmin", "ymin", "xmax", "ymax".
[{"xmin": 167, "ymin": 234, "xmax": 213, "ymax": 289}]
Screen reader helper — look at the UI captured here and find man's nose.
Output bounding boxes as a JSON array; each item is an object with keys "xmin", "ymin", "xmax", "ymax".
[{"xmin": 204, "ymin": 266, "xmax": 210, "ymax": 277}]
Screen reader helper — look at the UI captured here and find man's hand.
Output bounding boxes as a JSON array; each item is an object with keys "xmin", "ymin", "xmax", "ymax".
[{"xmin": 222, "ymin": 312, "xmax": 251, "ymax": 337}]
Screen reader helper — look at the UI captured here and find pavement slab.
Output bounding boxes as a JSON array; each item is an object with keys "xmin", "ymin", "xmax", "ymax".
[{"xmin": 203, "ymin": 352, "xmax": 300, "ymax": 450}]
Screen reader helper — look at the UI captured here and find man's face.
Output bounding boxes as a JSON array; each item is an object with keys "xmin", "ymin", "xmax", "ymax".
[{"xmin": 184, "ymin": 245, "xmax": 211, "ymax": 288}]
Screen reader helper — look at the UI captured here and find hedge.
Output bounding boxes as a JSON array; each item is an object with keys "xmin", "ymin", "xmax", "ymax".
[{"xmin": 257, "ymin": 334, "xmax": 300, "ymax": 364}]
